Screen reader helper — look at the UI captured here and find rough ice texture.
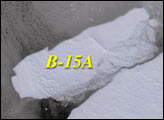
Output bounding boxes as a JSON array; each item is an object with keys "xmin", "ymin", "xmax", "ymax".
[
  {"xmin": 69, "ymin": 53, "xmax": 163, "ymax": 119},
  {"xmin": 143, "ymin": 1, "xmax": 163, "ymax": 52},
  {"xmin": 12, "ymin": 8, "xmax": 160, "ymax": 104},
  {"xmin": 143, "ymin": 1, "xmax": 163, "ymax": 23}
]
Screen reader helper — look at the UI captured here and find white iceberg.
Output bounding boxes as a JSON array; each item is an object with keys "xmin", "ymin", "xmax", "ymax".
[{"xmin": 11, "ymin": 8, "xmax": 160, "ymax": 105}]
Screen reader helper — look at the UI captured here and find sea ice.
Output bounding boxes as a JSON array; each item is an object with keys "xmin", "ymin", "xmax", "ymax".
[{"xmin": 69, "ymin": 53, "xmax": 163, "ymax": 119}]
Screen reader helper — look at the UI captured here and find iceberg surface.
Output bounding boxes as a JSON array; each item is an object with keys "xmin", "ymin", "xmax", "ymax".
[{"xmin": 12, "ymin": 8, "xmax": 160, "ymax": 105}]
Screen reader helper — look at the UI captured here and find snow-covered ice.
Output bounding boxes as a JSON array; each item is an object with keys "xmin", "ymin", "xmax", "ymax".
[
  {"xmin": 69, "ymin": 53, "xmax": 163, "ymax": 119},
  {"xmin": 11, "ymin": 8, "xmax": 160, "ymax": 104}
]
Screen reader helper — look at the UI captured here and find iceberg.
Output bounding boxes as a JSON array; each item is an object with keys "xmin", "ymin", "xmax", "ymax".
[{"xmin": 11, "ymin": 8, "xmax": 160, "ymax": 105}]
